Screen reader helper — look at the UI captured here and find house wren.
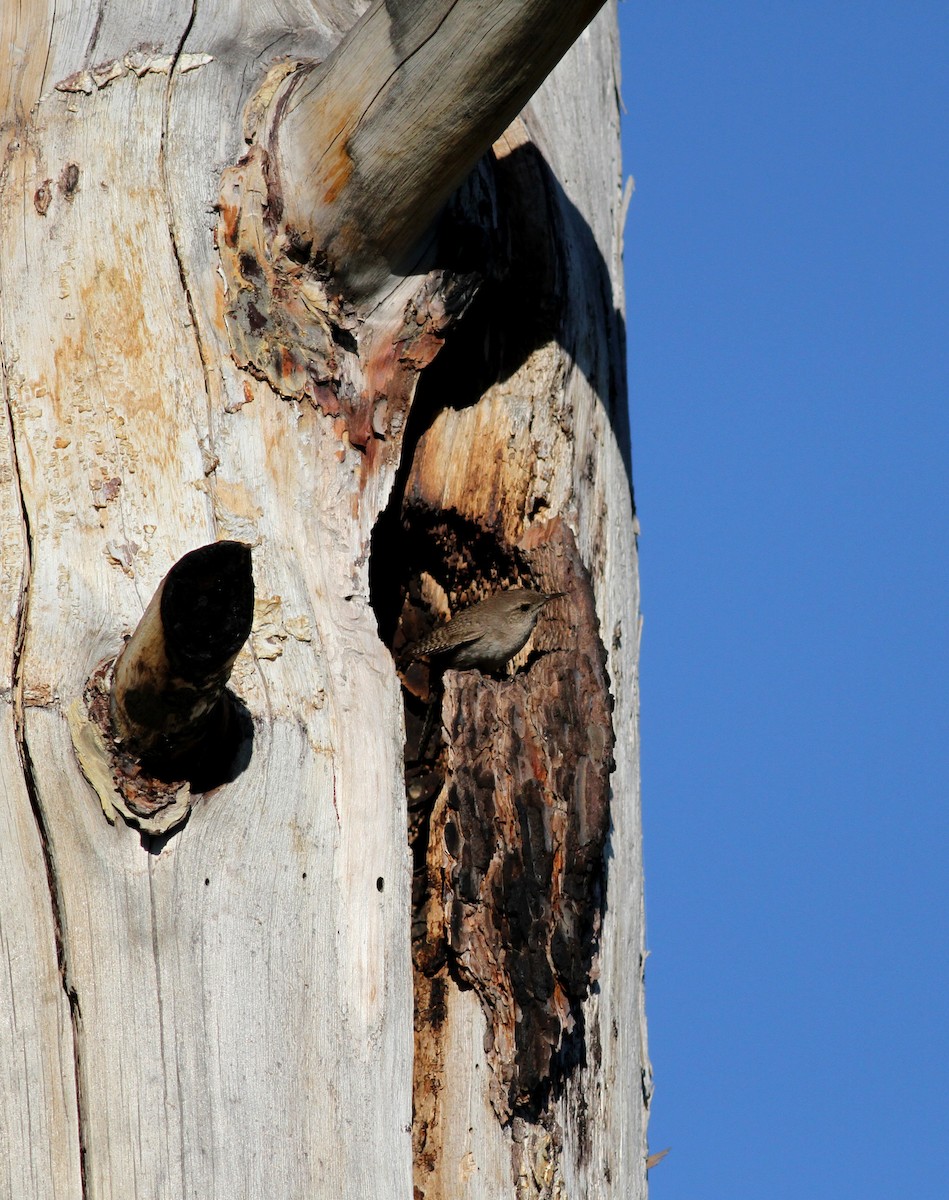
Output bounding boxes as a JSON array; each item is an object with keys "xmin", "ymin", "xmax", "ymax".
[{"xmin": 409, "ymin": 588, "xmax": 564, "ymax": 673}]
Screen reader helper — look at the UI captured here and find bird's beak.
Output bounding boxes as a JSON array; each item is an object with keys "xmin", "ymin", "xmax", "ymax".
[{"xmin": 543, "ymin": 591, "xmax": 568, "ymax": 605}]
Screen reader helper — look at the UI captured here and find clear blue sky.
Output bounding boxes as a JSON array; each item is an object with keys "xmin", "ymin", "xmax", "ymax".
[{"xmin": 617, "ymin": 4, "xmax": 949, "ymax": 1197}]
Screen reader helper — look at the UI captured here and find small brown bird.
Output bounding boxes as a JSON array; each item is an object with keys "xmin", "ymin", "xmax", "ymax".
[{"xmin": 409, "ymin": 588, "xmax": 564, "ymax": 673}]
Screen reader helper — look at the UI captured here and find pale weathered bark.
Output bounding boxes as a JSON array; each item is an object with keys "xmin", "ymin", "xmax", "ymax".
[
  {"xmin": 267, "ymin": 0, "xmax": 606, "ymax": 298},
  {"xmin": 0, "ymin": 2, "xmax": 647, "ymax": 1197}
]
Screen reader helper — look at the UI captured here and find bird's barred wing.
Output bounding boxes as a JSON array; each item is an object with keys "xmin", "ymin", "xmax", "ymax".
[{"xmin": 410, "ymin": 624, "xmax": 482, "ymax": 658}]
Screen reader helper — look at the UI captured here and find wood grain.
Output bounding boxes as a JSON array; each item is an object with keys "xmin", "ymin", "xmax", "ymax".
[
  {"xmin": 0, "ymin": 2, "xmax": 644, "ymax": 1196},
  {"xmin": 268, "ymin": 0, "xmax": 608, "ymax": 299}
]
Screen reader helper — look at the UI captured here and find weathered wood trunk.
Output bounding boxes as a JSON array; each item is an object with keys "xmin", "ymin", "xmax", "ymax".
[{"xmin": 0, "ymin": 2, "xmax": 647, "ymax": 1197}]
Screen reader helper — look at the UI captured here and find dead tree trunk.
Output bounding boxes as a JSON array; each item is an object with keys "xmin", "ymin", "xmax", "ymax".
[{"xmin": 0, "ymin": 2, "xmax": 648, "ymax": 1196}]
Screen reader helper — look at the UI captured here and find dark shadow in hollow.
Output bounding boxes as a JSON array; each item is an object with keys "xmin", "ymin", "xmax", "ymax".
[
  {"xmin": 139, "ymin": 693, "xmax": 254, "ymax": 854},
  {"xmin": 369, "ymin": 137, "xmax": 632, "ymax": 652},
  {"xmin": 138, "ymin": 688, "xmax": 255, "ymax": 793}
]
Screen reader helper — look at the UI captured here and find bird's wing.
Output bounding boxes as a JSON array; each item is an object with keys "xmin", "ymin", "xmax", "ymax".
[{"xmin": 411, "ymin": 624, "xmax": 482, "ymax": 658}]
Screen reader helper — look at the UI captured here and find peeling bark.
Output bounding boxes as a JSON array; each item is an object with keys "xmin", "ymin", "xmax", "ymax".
[
  {"xmin": 399, "ymin": 519, "xmax": 613, "ymax": 1134},
  {"xmin": 439, "ymin": 522, "xmax": 613, "ymax": 1120},
  {"xmin": 216, "ymin": 130, "xmax": 488, "ymax": 451}
]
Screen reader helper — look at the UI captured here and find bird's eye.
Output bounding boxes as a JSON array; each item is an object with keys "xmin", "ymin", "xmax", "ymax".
[{"xmin": 519, "ymin": 602, "xmax": 532, "ymax": 611}]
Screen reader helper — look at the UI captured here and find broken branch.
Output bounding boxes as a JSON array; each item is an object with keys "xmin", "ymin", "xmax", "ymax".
[
  {"xmin": 268, "ymin": 0, "xmax": 607, "ymax": 299},
  {"xmin": 110, "ymin": 541, "xmax": 254, "ymax": 763}
]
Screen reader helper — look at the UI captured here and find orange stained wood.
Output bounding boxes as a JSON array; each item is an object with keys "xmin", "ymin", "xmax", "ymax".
[{"xmin": 317, "ymin": 134, "xmax": 354, "ymax": 207}]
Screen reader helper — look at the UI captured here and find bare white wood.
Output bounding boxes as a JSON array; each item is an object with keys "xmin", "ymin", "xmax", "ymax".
[
  {"xmin": 0, "ymin": 410, "xmax": 82, "ymax": 1199},
  {"xmin": 2, "ymin": 9, "xmax": 413, "ymax": 1194},
  {"xmin": 532, "ymin": 20, "xmax": 652, "ymax": 1196},
  {"xmin": 0, "ymin": 1, "xmax": 645, "ymax": 1196}
]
